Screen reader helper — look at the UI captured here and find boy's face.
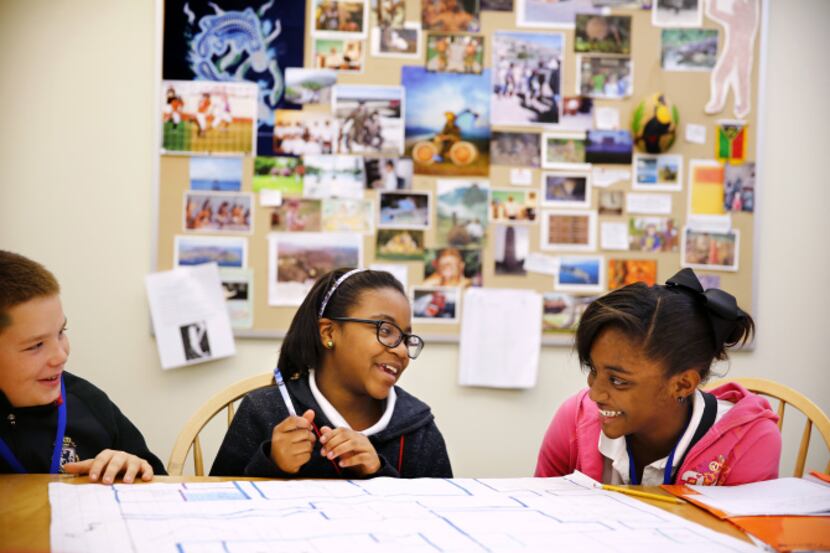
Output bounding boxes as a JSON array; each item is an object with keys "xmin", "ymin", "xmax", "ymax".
[{"xmin": 0, "ymin": 295, "xmax": 70, "ymax": 407}]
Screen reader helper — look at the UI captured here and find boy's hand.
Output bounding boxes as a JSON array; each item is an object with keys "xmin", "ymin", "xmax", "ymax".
[
  {"xmin": 270, "ymin": 409, "xmax": 317, "ymax": 474},
  {"xmin": 319, "ymin": 426, "xmax": 381, "ymax": 476},
  {"xmin": 63, "ymin": 449, "xmax": 154, "ymax": 484}
]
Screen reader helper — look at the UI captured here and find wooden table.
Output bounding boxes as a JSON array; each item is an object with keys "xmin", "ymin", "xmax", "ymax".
[{"xmin": 0, "ymin": 475, "xmax": 749, "ymax": 552}]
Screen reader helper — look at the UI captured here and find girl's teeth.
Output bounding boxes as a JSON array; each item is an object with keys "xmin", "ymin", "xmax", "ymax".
[{"xmin": 600, "ymin": 409, "xmax": 622, "ymax": 417}]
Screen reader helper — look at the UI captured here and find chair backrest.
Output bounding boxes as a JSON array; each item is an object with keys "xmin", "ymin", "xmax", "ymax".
[
  {"xmin": 705, "ymin": 377, "xmax": 830, "ymax": 477},
  {"xmin": 167, "ymin": 372, "xmax": 275, "ymax": 476}
]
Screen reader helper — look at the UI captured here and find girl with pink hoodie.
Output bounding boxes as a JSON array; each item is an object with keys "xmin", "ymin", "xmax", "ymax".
[{"xmin": 535, "ymin": 268, "xmax": 781, "ymax": 486}]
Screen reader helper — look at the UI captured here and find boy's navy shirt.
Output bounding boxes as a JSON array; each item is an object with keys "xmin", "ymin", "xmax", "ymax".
[
  {"xmin": 210, "ymin": 372, "xmax": 453, "ymax": 479},
  {"xmin": 0, "ymin": 371, "xmax": 166, "ymax": 474}
]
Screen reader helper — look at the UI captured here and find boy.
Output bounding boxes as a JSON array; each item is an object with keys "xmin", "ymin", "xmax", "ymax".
[{"xmin": 0, "ymin": 250, "xmax": 165, "ymax": 482}]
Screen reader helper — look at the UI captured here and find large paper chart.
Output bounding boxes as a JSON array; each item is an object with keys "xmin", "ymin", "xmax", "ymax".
[{"xmin": 50, "ymin": 475, "xmax": 756, "ymax": 552}]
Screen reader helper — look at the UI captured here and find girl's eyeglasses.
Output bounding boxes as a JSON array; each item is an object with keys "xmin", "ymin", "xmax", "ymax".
[{"xmin": 329, "ymin": 317, "xmax": 424, "ymax": 359}]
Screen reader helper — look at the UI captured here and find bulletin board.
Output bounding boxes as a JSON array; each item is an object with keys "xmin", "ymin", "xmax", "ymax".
[{"xmin": 154, "ymin": 0, "xmax": 766, "ymax": 345}]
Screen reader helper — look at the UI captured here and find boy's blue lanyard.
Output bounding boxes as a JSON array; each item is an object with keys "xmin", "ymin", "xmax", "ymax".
[
  {"xmin": 0, "ymin": 375, "xmax": 67, "ymax": 474},
  {"xmin": 626, "ymin": 406, "xmax": 692, "ymax": 486}
]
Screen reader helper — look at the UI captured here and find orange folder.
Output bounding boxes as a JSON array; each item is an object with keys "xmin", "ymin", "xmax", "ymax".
[{"xmin": 661, "ymin": 484, "xmax": 830, "ymax": 552}]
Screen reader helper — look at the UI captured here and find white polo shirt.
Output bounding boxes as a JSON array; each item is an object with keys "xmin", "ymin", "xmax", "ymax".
[
  {"xmin": 599, "ymin": 389, "xmax": 733, "ymax": 485},
  {"xmin": 308, "ymin": 369, "xmax": 396, "ymax": 436}
]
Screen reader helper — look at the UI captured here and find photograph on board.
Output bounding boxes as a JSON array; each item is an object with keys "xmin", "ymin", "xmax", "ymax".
[
  {"xmin": 724, "ymin": 162, "xmax": 755, "ymax": 212},
  {"xmin": 490, "ymin": 132, "xmax": 541, "ymax": 167},
  {"xmin": 302, "ymin": 154, "xmax": 366, "ymax": 199},
  {"xmin": 412, "ymin": 286, "xmax": 460, "ymax": 323},
  {"xmin": 184, "ymin": 192, "xmax": 253, "ymax": 234},
  {"xmin": 274, "ymin": 110, "xmax": 337, "ymax": 156},
  {"xmin": 422, "ymin": 0, "xmax": 481, "ymax": 32},
  {"xmin": 267, "ymin": 232, "xmax": 363, "ymax": 305},
  {"xmin": 494, "ymin": 224, "xmax": 530, "ymax": 276},
  {"xmin": 491, "ymin": 31, "xmax": 563, "ymax": 126},
  {"xmin": 370, "ymin": 0, "xmax": 405, "ymax": 26},
  {"xmin": 312, "ymin": 0, "xmax": 369, "ymax": 37},
  {"xmin": 424, "ymin": 247, "xmax": 483, "ymax": 287},
  {"xmin": 370, "ymin": 23, "xmax": 422, "ymax": 58},
  {"xmin": 555, "ymin": 255, "xmax": 605, "ymax": 293},
  {"xmin": 284, "ymin": 68, "xmax": 337, "ymax": 106},
  {"xmin": 376, "ymin": 229, "xmax": 426, "ymax": 260},
  {"xmin": 633, "ymin": 153, "xmax": 683, "ymax": 191},
  {"xmin": 516, "ymin": 0, "xmax": 600, "ymax": 28},
  {"xmin": 540, "ymin": 209, "xmax": 597, "ymax": 252},
  {"xmin": 174, "ymin": 235, "xmax": 248, "ymax": 269},
  {"xmin": 253, "ymin": 156, "xmax": 305, "ymax": 195},
  {"xmin": 628, "ymin": 216, "xmax": 679, "ymax": 252},
  {"xmin": 652, "ymin": 0, "xmax": 702, "ymax": 28},
  {"xmin": 541, "ymin": 132, "xmax": 589, "ymax": 170},
  {"xmin": 161, "ymin": 80, "xmax": 258, "ymax": 155},
  {"xmin": 364, "ymin": 157, "xmax": 413, "ymax": 190},
  {"xmin": 682, "ymin": 228, "xmax": 739, "ymax": 272},
  {"xmin": 426, "ymin": 34, "xmax": 484, "ymax": 74},
  {"xmin": 333, "ymin": 85, "xmax": 405, "ymax": 155},
  {"xmin": 561, "ymin": 96, "xmax": 595, "ymax": 131},
  {"xmin": 574, "ymin": 14, "xmax": 632, "ymax": 55},
  {"xmin": 661, "ymin": 29, "xmax": 718, "ymax": 71},
  {"xmin": 435, "ymin": 179, "xmax": 490, "ymax": 248},
  {"xmin": 189, "ymin": 156, "xmax": 243, "ymax": 192},
  {"xmin": 608, "ymin": 258, "xmax": 658, "ymax": 290},
  {"xmin": 598, "ymin": 190, "xmax": 624, "ymax": 216},
  {"xmin": 543, "ymin": 292, "xmax": 595, "ymax": 333},
  {"xmin": 269, "ymin": 199, "xmax": 322, "ymax": 232},
  {"xmin": 576, "ymin": 55, "xmax": 633, "ymax": 99},
  {"xmin": 379, "ymin": 191, "xmax": 431, "ymax": 229},
  {"xmin": 321, "ymin": 198, "xmax": 374, "ymax": 234},
  {"xmin": 542, "ymin": 173, "xmax": 591, "ymax": 209},
  {"xmin": 491, "ymin": 189, "xmax": 537, "ymax": 223},
  {"xmin": 585, "ymin": 130, "xmax": 634, "ymax": 164},
  {"xmin": 313, "ymin": 37, "xmax": 365, "ymax": 72},
  {"xmin": 402, "ymin": 66, "xmax": 491, "ymax": 176}
]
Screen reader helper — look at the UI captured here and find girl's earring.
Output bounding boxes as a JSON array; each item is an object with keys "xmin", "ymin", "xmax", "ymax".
[
  {"xmin": 326, "ymin": 340, "xmax": 334, "ymax": 349},
  {"xmin": 676, "ymin": 395, "xmax": 685, "ymax": 404}
]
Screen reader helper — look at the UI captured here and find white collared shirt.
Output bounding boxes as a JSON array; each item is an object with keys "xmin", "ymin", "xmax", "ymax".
[
  {"xmin": 599, "ymin": 389, "xmax": 733, "ymax": 485},
  {"xmin": 308, "ymin": 369, "xmax": 396, "ymax": 436}
]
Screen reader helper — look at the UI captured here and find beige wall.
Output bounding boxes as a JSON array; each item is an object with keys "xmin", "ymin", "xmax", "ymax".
[{"xmin": 1, "ymin": 0, "xmax": 828, "ymax": 478}]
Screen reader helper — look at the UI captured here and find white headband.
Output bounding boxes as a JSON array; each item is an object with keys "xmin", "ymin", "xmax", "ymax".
[{"xmin": 318, "ymin": 268, "xmax": 366, "ymax": 318}]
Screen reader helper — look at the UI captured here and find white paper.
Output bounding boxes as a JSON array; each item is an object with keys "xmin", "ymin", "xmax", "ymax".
[
  {"xmin": 459, "ymin": 288, "xmax": 542, "ymax": 389},
  {"xmin": 510, "ymin": 168, "xmax": 533, "ymax": 186},
  {"xmin": 594, "ymin": 106, "xmax": 620, "ymax": 130},
  {"xmin": 626, "ymin": 193, "xmax": 673, "ymax": 214},
  {"xmin": 259, "ymin": 189, "xmax": 283, "ymax": 207},
  {"xmin": 523, "ymin": 252, "xmax": 560, "ymax": 275},
  {"xmin": 685, "ymin": 123, "xmax": 707, "ymax": 144},
  {"xmin": 689, "ymin": 477, "xmax": 830, "ymax": 516},
  {"xmin": 49, "ymin": 475, "xmax": 759, "ymax": 553},
  {"xmin": 220, "ymin": 268, "xmax": 253, "ymax": 329},
  {"xmin": 145, "ymin": 263, "xmax": 235, "ymax": 369},
  {"xmin": 600, "ymin": 222, "xmax": 630, "ymax": 251},
  {"xmin": 592, "ymin": 167, "xmax": 631, "ymax": 188},
  {"xmin": 369, "ymin": 263, "xmax": 408, "ymax": 291},
  {"xmin": 686, "ymin": 214, "xmax": 733, "ymax": 232}
]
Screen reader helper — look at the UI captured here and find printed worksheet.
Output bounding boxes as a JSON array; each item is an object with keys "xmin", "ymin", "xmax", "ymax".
[{"xmin": 50, "ymin": 475, "xmax": 758, "ymax": 552}]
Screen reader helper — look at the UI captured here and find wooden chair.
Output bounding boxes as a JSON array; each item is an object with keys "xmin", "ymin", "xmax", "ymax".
[
  {"xmin": 705, "ymin": 377, "xmax": 830, "ymax": 477},
  {"xmin": 167, "ymin": 372, "xmax": 274, "ymax": 476}
]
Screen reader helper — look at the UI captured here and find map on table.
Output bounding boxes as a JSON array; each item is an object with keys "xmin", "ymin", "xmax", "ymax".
[{"xmin": 49, "ymin": 474, "xmax": 756, "ymax": 552}]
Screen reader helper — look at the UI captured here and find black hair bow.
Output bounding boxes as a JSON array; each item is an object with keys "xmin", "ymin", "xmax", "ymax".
[{"xmin": 665, "ymin": 268, "xmax": 746, "ymax": 347}]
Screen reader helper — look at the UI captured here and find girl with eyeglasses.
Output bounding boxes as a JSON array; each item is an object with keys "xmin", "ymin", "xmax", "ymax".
[{"xmin": 211, "ymin": 268, "xmax": 452, "ymax": 479}]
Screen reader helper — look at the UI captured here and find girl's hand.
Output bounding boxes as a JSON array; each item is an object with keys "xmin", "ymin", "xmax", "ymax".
[
  {"xmin": 319, "ymin": 426, "xmax": 381, "ymax": 476},
  {"xmin": 270, "ymin": 409, "xmax": 317, "ymax": 474},
  {"xmin": 63, "ymin": 449, "xmax": 154, "ymax": 484}
]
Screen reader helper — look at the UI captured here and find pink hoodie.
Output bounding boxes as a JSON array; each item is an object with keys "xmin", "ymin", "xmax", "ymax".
[{"xmin": 535, "ymin": 382, "xmax": 781, "ymax": 485}]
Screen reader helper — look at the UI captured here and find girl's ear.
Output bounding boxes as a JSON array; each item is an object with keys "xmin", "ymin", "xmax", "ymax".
[
  {"xmin": 671, "ymin": 368, "xmax": 702, "ymax": 402},
  {"xmin": 318, "ymin": 317, "xmax": 335, "ymax": 347}
]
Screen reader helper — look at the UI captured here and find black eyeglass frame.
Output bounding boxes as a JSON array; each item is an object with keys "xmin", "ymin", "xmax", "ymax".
[{"xmin": 328, "ymin": 317, "xmax": 424, "ymax": 359}]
